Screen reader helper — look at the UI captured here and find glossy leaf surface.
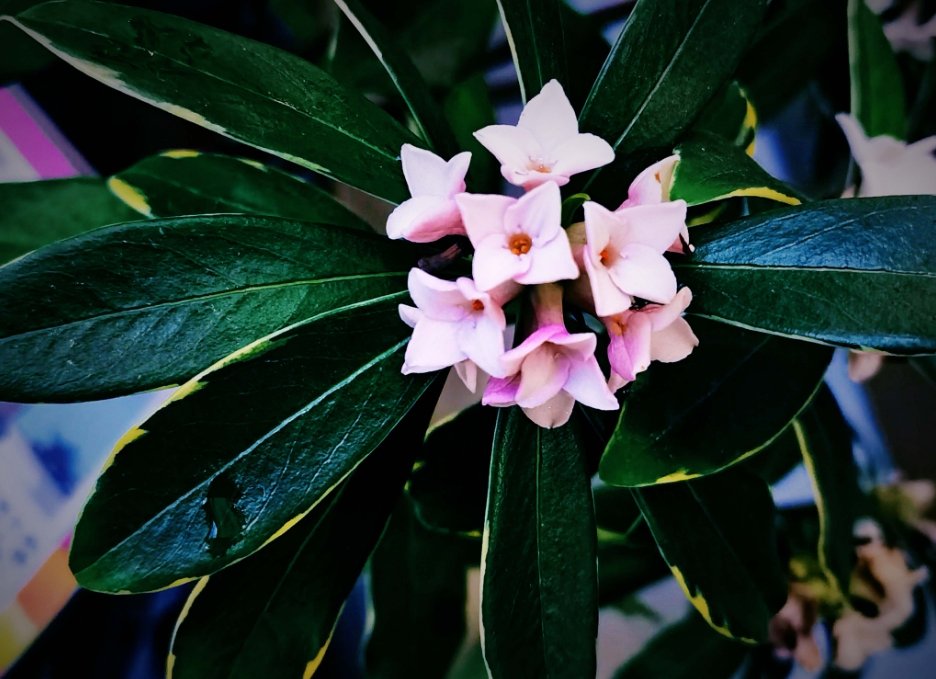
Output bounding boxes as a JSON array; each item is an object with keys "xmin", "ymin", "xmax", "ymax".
[
  {"xmin": 333, "ymin": 0, "xmax": 458, "ymax": 157},
  {"xmin": 0, "ymin": 215, "xmax": 414, "ymax": 402},
  {"xmin": 577, "ymin": 0, "xmax": 769, "ymax": 201},
  {"xmin": 110, "ymin": 152, "xmax": 370, "ymax": 230},
  {"xmin": 795, "ymin": 385, "xmax": 860, "ymax": 600},
  {"xmin": 167, "ymin": 385, "xmax": 437, "ymax": 679},
  {"xmin": 600, "ymin": 318, "xmax": 832, "ymax": 487},
  {"xmin": 671, "ymin": 133, "xmax": 804, "ymax": 208},
  {"xmin": 366, "ymin": 496, "xmax": 476, "ymax": 679},
  {"xmin": 691, "ymin": 81, "xmax": 757, "ymax": 151},
  {"xmin": 69, "ymin": 297, "xmax": 434, "ymax": 593},
  {"xmin": 848, "ymin": 0, "xmax": 906, "ymax": 139},
  {"xmin": 482, "ymin": 408, "xmax": 597, "ymax": 678},
  {"xmin": 0, "ymin": 177, "xmax": 140, "ymax": 265},
  {"xmin": 409, "ymin": 404, "xmax": 496, "ymax": 537},
  {"xmin": 13, "ymin": 0, "xmax": 420, "ymax": 202},
  {"xmin": 675, "ymin": 196, "xmax": 936, "ymax": 354},
  {"xmin": 634, "ymin": 467, "xmax": 787, "ymax": 643},
  {"xmin": 495, "ymin": 0, "xmax": 568, "ymax": 102}
]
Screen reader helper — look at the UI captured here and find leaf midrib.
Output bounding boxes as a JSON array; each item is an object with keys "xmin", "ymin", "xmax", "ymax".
[
  {"xmin": 0, "ymin": 271, "xmax": 408, "ymax": 341},
  {"xmin": 79, "ymin": 328, "xmax": 410, "ymax": 577},
  {"xmin": 17, "ymin": 13, "xmax": 407, "ymax": 159}
]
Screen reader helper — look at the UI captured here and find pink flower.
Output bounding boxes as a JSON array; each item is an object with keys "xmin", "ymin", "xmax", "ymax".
[
  {"xmin": 604, "ymin": 287, "xmax": 699, "ymax": 391},
  {"xmin": 386, "ymin": 144, "xmax": 471, "ymax": 243},
  {"xmin": 399, "ymin": 269, "xmax": 516, "ymax": 380},
  {"xmin": 473, "ymin": 80, "xmax": 614, "ymax": 190},
  {"xmin": 618, "ymin": 155, "xmax": 679, "ymax": 209},
  {"xmin": 571, "ymin": 200, "xmax": 685, "ymax": 318},
  {"xmin": 618, "ymin": 155, "xmax": 690, "ymax": 254},
  {"xmin": 455, "ymin": 181, "xmax": 579, "ymax": 291},
  {"xmin": 482, "ymin": 284, "xmax": 618, "ymax": 428}
]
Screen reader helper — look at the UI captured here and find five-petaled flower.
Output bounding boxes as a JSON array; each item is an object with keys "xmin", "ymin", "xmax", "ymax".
[
  {"xmin": 386, "ymin": 144, "xmax": 472, "ymax": 243},
  {"xmin": 456, "ymin": 181, "xmax": 579, "ymax": 292},
  {"xmin": 399, "ymin": 269, "xmax": 516, "ymax": 383},
  {"xmin": 473, "ymin": 79, "xmax": 615, "ymax": 190}
]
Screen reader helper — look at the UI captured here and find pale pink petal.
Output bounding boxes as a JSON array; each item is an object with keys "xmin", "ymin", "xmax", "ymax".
[
  {"xmin": 441, "ymin": 152, "xmax": 472, "ymax": 197},
  {"xmin": 619, "ymin": 155, "xmax": 679, "ymax": 208},
  {"xmin": 387, "ymin": 195, "xmax": 465, "ymax": 243},
  {"xmin": 499, "ymin": 325, "xmax": 565, "ymax": 376},
  {"xmin": 622, "ymin": 313, "xmax": 653, "ymax": 375},
  {"xmin": 401, "ymin": 144, "xmax": 454, "ymax": 197},
  {"xmin": 583, "ymin": 252, "xmax": 632, "ymax": 318},
  {"xmin": 835, "ymin": 114, "xmax": 875, "ymax": 167},
  {"xmin": 613, "ymin": 201, "xmax": 688, "ymax": 254},
  {"xmin": 483, "ymin": 374, "xmax": 520, "ymax": 406},
  {"xmin": 507, "ymin": 168, "xmax": 571, "ymax": 191},
  {"xmin": 515, "ymin": 347, "xmax": 571, "ymax": 408},
  {"xmin": 517, "ymin": 79, "xmax": 579, "ymax": 151},
  {"xmin": 522, "ymin": 391, "xmax": 576, "ymax": 428},
  {"xmin": 608, "ymin": 371, "xmax": 630, "ymax": 393},
  {"xmin": 398, "ymin": 304, "xmax": 422, "ymax": 329},
  {"xmin": 549, "ymin": 133, "xmax": 616, "ymax": 177},
  {"xmin": 458, "ymin": 315, "xmax": 507, "ymax": 378},
  {"xmin": 402, "ymin": 318, "xmax": 465, "ymax": 373},
  {"xmin": 455, "ymin": 193, "xmax": 515, "ymax": 247},
  {"xmin": 455, "ymin": 360, "xmax": 480, "ymax": 393},
  {"xmin": 650, "ymin": 318, "xmax": 699, "ymax": 363},
  {"xmin": 607, "ymin": 331, "xmax": 638, "ymax": 382},
  {"xmin": 407, "ymin": 268, "xmax": 468, "ymax": 322},
  {"xmin": 582, "ymin": 201, "xmax": 616, "ymax": 257},
  {"xmin": 848, "ymin": 351, "xmax": 885, "ymax": 383},
  {"xmin": 473, "ymin": 124, "xmax": 541, "ymax": 172},
  {"xmin": 518, "ymin": 235, "xmax": 580, "ymax": 286},
  {"xmin": 564, "ymin": 355, "xmax": 619, "ymax": 411},
  {"xmin": 472, "ymin": 235, "xmax": 531, "ymax": 291},
  {"xmin": 455, "ymin": 278, "xmax": 506, "ymax": 329},
  {"xmin": 548, "ymin": 330, "xmax": 598, "ymax": 362},
  {"xmin": 504, "ymin": 180, "xmax": 562, "ymax": 241},
  {"xmin": 645, "ymin": 287, "xmax": 693, "ymax": 332},
  {"xmin": 607, "ymin": 243, "xmax": 677, "ymax": 304}
]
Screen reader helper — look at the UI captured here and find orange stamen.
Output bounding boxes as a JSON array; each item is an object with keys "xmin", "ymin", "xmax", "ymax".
[
  {"xmin": 471, "ymin": 299, "xmax": 485, "ymax": 311},
  {"xmin": 509, "ymin": 234, "xmax": 533, "ymax": 255},
  {"xmin": 599, "ymin": 249, "xmax": 611, "ymax": 265}
]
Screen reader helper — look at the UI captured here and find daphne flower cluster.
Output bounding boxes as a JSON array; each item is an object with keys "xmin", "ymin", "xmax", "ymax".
[{"xmin": 390, "ymin": 80, "xmax": 699, "ymax": 428}]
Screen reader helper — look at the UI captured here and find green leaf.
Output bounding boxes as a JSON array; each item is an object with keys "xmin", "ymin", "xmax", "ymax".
[
  {"xmin": 613, "ymin": 611, "xmax": 748, "ymax": 679},
  {"xmin": 68, "ymin": 296, "xmax": 435, "ymax": 593},
  {"xmin": 599, "ymin": 318, "xmax": 832, "ymax": 487},
  {"xmin": 0, "ymin": 0, "xmax": 55, "ymax": 80},
  {"xmin": 365, "ymin": 496, "xmax": 477, "ymax": 679},
  {"xmin": 598, "ymin": 526, "xmax": 670, "ymax": 607},
  {"xmin": 481, "ymin": 408, "xmax": 597, "ymax": 678},
  {"xmin": 10, "ymin": 0, "xmax": 420, "ymax": 202},
  {"xmin": 740, "ymin": 425, "xmax": 803, "ymax": 486},
  {"xmin": 670, "ymin": 132, "xmax": 805, "ymax": 208},
  {"xmin": 333, "ymin": 0, "xmax": 459, "ymax": 158},
  {"xmin": 557, "ymin": 0, "xmax": 610, "ymax": 111},
  {"xmin": 0, "ymin": 177, "xmax": 140, "ymax": 265},
  {"xmin": 735, "ymin": 0, "xmax": 841, "ymax": 122},
  {"xmin": 561, "ymin": 193, "xmax": 589, "ymax": 227},
  {"xmin": 848, "ymin": 0, "xmax": 906, "ymax": 140},
  {"xmin": 674, "ymin": 196, "xmax": 936, "ymax": 354},
  {"xmin": 634, "ymin": 467, "xmax": 787, "ymax": 643},
  {"xmin": 409, "ymin": 404, "xmax": 496, "ymax": 537},
  {"xmin": 577, "ymin": 0, "xmax": 770, "ymax": 202},
  {"xmin": 110, "ymin": 152, "xmax": 370, "ymax": 230},
  {"xmin": 691, "ymin": 82, "xmax": 757, "ymax": 152},
  {"xmin": 495, "ymin": 0, "xmax": 568, "ymax": 102},
  {"xmin": 795, "ymin": 385, "xmax": 860, "ymax": 602},
  {"xmin": 444, "ymin": 74, "xmax": 499, "ymax": 193},
  {"xmin": 167, "ymin": 383, "xmax": 439, "ymax": 679},
  {"xmin": 0, "ymin": 215, "xmax": 415, "ymax": 402}
]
